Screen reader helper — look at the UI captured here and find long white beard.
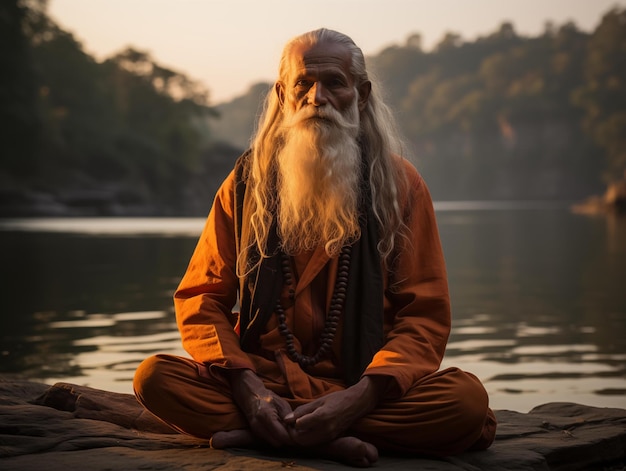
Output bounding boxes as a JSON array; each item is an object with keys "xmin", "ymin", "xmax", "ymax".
[{"xmin": 277, "ymin": 100, "xmax": 362, "ymax": 256}]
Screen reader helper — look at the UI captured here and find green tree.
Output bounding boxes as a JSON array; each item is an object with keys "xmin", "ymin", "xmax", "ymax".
[
  {"xmin": 1, "ymin": 1, "xmax": 219, "ymax": 215},
  {"xmin": 32, "ymin": 18, "xmax": 115, "ymax": 176},
  {"xmin": 101, "ymin": 48, "xmax": 216, "ymax": 208},
  {"xmin": 0, "ymin": 0, "xmax": 44, "ymax": 176},
  {"xmin": 574, "ymin": 8, "xmax": 626, "ymax": 183}
]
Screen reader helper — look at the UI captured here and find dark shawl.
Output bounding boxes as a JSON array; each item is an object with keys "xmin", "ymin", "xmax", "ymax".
[{"xmin": 233, "ymin": 152, "xmax": 384, "ymax": 385}]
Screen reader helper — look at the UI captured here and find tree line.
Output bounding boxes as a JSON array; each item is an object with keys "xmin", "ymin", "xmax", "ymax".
[
  {"xmin": 1, "ymin": 1, "xmax": 625, "ymax": 215},
  {"xmin": 214, "ymin": 8, "xmax": 625, "ymax": 203},
  {"xmin": 369, "ymin": 12, "xmax": 626, "ymax": 201},
  {"xmin": 1, "ymin": 0, "xmax": 234, "ymax": 216}
]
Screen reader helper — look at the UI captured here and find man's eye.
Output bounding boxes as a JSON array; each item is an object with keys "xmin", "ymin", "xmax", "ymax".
[
  {"xmin": 329, "ymin": 79, "xmax": 345, "ymax": 87},
  {"xmin": 295, "ymin": 80, "xmax": 311, "ymax": 88}
]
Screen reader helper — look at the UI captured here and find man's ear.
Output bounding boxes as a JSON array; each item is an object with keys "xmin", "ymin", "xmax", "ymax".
[
  {"xmin": 357, "ymin": 80, "xmax": 371, "ymax": 112},
  {"xmin": 275, "ymin": 82, "xmax": 285, "ymax": 108}
]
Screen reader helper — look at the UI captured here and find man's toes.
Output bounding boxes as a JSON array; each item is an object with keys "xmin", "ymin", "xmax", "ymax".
[
  {"xmin": 210, "ymin": 429, "xmax": 254, "ymax": 449},
  {"xmin": 325, "ymin": 436, "xmax": 379, "ymax": 467}
]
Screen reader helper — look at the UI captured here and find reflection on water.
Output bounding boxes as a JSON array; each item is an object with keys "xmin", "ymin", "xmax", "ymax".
[
  {"xmin": 437, "ymin": 208, "xmax": 626, "ymax": 411},
  {"xmin": 0, "ymin": 208, "xmax": 625, "ymax": 412},
  {"xmin": 0, "ymin": 228, "xmax": 195, "ymax": 390}
]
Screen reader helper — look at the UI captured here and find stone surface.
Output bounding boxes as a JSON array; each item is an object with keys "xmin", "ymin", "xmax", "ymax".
[{"xmin": 0, "ymin": 377, "xmax": 624, "ymax": 470}]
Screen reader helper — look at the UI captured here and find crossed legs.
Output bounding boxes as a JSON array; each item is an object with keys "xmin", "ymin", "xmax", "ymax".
[{"xmin": 134, "ymin": 354, "xmax": 496, "ymax": 466}]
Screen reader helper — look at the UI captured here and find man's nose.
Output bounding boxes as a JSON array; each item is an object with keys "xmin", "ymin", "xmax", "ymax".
[{"xmin": 307, "ymin": 82, "xmax": 328, "ymax": 106}]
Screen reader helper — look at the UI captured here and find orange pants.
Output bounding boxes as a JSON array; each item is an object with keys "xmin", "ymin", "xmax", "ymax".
[{"xmin": 134, "ymin": 354, "xmax": 496, "ymax": 455}]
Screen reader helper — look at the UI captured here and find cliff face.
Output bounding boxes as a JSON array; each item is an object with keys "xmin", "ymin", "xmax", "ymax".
[
  {"xmin": 409, "ymin": 118, "xmax": 603, "ymax": 202},
  {"xmin": 1, "ymin": 378, "xmax": 625, "ymax": 470}
]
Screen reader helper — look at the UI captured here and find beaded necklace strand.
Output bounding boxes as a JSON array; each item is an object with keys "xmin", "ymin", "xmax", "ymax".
[{"xmin": 275, "ymin": 246, "xmax": 351, "ymax": 368}]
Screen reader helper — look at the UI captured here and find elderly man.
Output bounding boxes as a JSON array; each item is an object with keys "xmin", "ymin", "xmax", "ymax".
[{"xmin": 134, "ymin": 28, "xmax": 496, "ymax": 467}]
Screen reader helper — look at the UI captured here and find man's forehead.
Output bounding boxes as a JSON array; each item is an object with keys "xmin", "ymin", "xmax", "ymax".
[{"xmin": 287, "ymin": 41, "xmax": 353, "ymax": 76}]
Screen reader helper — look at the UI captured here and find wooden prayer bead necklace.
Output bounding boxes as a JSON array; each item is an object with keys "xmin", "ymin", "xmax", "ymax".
[{"xmin": 275, "ymin": 246, "xmax": 352, "ymax": 368}]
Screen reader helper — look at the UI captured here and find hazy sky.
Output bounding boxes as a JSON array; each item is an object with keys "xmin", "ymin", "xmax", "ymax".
[{"xmin": 48, "ymin": 0, "xmax": 624, "ymax": 103}]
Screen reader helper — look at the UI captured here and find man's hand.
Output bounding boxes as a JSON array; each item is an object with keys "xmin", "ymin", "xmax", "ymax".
[
  {"xmin": 226, "ymin": 369, "xmax": 293, "ymax": 447},
  {"xmin": 283, "ymin": 375, "xmax": 390, "ymax": 446}
]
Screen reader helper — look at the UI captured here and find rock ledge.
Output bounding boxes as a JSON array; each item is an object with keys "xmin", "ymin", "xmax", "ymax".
[{"xmin": 1, "ymin": 378, "xmax": 624, "ymax": 470}]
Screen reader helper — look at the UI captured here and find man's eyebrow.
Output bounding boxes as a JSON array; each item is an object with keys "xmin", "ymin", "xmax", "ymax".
[{"xmin": 296, "ymin": 67, "xmax": 348, "ymax": 78}]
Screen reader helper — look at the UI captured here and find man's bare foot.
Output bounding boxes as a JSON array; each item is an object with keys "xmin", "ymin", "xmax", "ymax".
[
  {"xmin": 210, "ymin": 429, "xmax": 254, "ymax": 449},
  {"xmin": 319, "ymin": 436, "xmax": 379, "ymax": 468},
  {"xmin": 211, "ymin": 431, "xmax": 378, "ymax": 468}
]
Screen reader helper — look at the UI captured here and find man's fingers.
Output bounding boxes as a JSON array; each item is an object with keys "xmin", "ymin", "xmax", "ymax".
[
  {"xmin": 266, "ymin": 421, "xmax": 293, "ymax": 447},
  {"xmin": 253, "ymin": 405, "xmax": 293, "ymax": 447},
  {"xmin": 287, "ymin": 401, "xmax": 319, "ymax": 424},
  {"xmin": 294, "ymin": 406, "xmax": 326, "ymax": 430},
  {"xmin": 271, "ymin": 393, "xmax": 294, "ymax": 420}
]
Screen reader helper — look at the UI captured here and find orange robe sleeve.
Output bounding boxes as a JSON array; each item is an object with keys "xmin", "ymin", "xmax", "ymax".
[
  {"xmin": 173, "ymin": 170, "xmax": 255, "ymax": 371},
  {"xmin": 363, "ymin": 158, "xmax": 451, "ymax": 398}
]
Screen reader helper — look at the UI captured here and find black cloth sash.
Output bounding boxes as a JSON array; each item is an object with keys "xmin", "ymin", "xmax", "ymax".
[{"xmin": 233, "ymin": 152, "xmax": 384, "ymax": 385}]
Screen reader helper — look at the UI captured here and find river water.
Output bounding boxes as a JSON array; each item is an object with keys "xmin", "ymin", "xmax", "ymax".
[{"xmin": 0, "ymin": 204, "xmax": 624, "ymax": 412}]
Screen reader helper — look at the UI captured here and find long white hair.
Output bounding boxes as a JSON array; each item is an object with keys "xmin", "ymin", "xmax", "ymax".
[{"xmin": 238, "ymin": 28, "xmax": 407, "ymax": 276}]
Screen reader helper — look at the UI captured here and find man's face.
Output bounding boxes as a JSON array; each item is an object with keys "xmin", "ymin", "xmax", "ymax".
[
  {"xmin": 277, "ymin": 41, "xmax": 369, "ymax": 117},
  {"xmin": 274, "ymin": 41, "xmax": 367, "ymax": 255}
]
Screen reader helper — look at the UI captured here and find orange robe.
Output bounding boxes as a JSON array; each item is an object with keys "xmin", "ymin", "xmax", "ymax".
[{"xmin": 134, "ymin": 156, "xmax": 496, "ymax": 454}]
